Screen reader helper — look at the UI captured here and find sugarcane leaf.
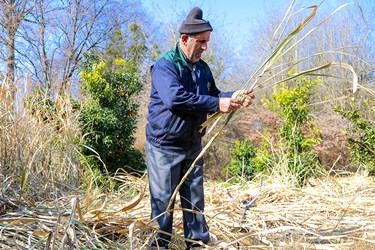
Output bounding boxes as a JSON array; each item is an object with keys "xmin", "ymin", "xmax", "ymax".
[
  {"xmin": 277, "ymin": 3, "xmax": 353, "ymax": 63},
  {"xmin": 118, "ymin": 186, "xmax": 145, "ymax": 212},
  {"xmin": 331, "ymin": 62, "xmax": 358, "ymax": 93}
]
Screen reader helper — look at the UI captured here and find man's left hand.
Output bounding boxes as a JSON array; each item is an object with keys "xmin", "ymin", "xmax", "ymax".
[{"xmin": 232, "ymin": 89, "xmax": 255, "ymax": 107}]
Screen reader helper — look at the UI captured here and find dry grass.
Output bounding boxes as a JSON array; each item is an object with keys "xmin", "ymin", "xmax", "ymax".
[
  {"xmin": 0, "ymin": 84, "xmax": 87, "ymax": 248},
  {"xmin": 0, "ymin": 94, "xmax": 82, "ymax": 192},
  {"xmin": 1, "ymin": 85, "xmax": 374, "ymax": 249},
  {"xmin": 1, "ymin": 171, "xmax": 374, "ymax": 249}
]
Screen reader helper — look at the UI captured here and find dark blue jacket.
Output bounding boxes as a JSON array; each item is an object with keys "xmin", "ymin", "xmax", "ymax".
[{"xmin": 146, "ymin": 43, "xmax": 233, "ymax": 151}]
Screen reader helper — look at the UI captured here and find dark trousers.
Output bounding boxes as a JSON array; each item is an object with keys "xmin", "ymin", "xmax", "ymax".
[{"xmin": 146, "ymin": 141, "xmax": 209, "ymax": 248}]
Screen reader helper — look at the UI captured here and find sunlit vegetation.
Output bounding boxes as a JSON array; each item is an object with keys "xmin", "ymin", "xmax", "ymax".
[{"xmin": 0, "ymin": 0, "xmax": 374, "ymax": 249}]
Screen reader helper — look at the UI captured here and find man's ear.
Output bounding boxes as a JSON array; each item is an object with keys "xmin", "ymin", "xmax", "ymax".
[{"xmin": 180, "ymin": 34, "xmax": 189, "ymax": 45}]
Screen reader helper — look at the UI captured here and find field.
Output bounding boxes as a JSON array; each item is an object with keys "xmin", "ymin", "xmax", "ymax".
[{"xmin": 1, "ymin": 171, "xmax": 374, "ymax": 249}]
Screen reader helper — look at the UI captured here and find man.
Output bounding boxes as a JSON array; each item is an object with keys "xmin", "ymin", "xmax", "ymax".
[{"xmin": 146, "ymin": 7, "xmax": 254, "ymax": 249}]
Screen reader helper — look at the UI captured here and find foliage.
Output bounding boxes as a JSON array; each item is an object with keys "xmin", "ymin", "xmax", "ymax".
[
  {"xmin": 223, "ymin": 139, "xmax": 256, "ymax": 180},
  {"xmin": 23, "ymin": 87, "xmax": 57, "ymax": 123},
  {"xmin": 105, "ymin": 24, "xmax": 148, "ymax": 73},
  {"xmin": 223, "ymin": 138, "xmax": 271, "ymax": 181},
  {"xmin": 224, "ymin": 78, "xmax": 323, "ymax": 184},
  {"xmin": 261, "ymin": 77, "xmax": 322, "ymax": 185},
  {"xmin": 79, "ymin": 49, "xmax": 145, "ymax": 176},
  {"xmin": 127, "ymin": 23, "xmax": 148, "ymax": 68},
  {"xmin": 335, "ymin": 100, "xmax": 375, "ymax": 175}
]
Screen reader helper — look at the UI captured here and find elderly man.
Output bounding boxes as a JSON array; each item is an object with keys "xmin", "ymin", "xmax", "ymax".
[{"xmin": 146, "ymin": 7, "xmax": 254, "ymax": 249}]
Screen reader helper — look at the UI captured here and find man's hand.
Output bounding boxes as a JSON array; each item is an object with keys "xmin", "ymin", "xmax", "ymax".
[
  {"xmin": 219, "ymin": 98, "xmax": 241, "ymax": 113},
  {"xmin": 232, "ymin": 89, "xmax": 255, "ymax": 107}
]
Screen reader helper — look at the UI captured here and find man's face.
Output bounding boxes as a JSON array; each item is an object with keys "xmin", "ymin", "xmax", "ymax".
[{"xmin": 180, "ymin": 31, "xmax": 210, "ymax": 63}]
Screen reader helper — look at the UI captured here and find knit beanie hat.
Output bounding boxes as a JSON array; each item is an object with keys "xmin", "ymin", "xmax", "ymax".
[{"xmin": 179, "ymin": 7, "xmax": 213, "ymax": 34}]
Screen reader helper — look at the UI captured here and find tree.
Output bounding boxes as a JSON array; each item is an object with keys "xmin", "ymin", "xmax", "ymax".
[
  {"xmin": 78, "ymin": 28, "xmax": 148, "ymax": 175},
  {"xmin": 79, "ymin": 56, "xmax": 144, "ymax": 175},
  {"xmin": 4, "ymin": 0, "xmax": 142, "ymax": 96},
  {"xmin": 104, "ymin": 24, "xmax": 148, "ymax": 74},
  {"xmin": 240, "ymin": 0, "xmax": 375, "ymax": 98},
  {"xmin": 0, "ymin": 0, "xmax": 33, "ymax": 99}
]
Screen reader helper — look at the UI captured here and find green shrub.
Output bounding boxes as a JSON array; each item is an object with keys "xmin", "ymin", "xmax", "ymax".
[
  {"xmin": 225, "ymin": 77, "xmax": 323, "ymax": 184},
  {"xmin": 262, "ymin": 77, "xmax": 322, "ymax": 185},
  {"xmin": 223, "ymin": 139, "xmax": 256, "ymax": 180},
  {"xmin": 223, "ymin": 137, "xmax": 271, "ymax": 181},
  {"xmin": 335, "ymin": 101, "xmax": 375, "ymax": 175},
  {"xmin": 79, "ymin": 55, "xmax": 145, "ymax": 175}
]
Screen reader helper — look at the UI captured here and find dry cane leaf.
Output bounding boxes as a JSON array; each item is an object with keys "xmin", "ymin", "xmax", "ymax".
[{"xmin": 118, "ymin": 186, "xmax": 146, "ymax": 213}]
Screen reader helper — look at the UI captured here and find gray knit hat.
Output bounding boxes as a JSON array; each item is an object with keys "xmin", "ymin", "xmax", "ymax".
[{"xmin": 179, "ymin": 7, "xmax": 213, "ymax": 34}]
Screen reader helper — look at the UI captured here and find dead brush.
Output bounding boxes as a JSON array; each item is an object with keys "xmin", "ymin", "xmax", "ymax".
[
  {"xmin": 0, "ymin": 81, "xmax": 83, "ymax": 205},
  {"xmin": 2, "ymin": 171, "xmax": 375, "ymax": 249}
]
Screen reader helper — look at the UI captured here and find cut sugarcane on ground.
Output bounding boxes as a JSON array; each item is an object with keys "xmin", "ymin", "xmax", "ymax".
[{"xmin": 1, "ymin": 172, "xmax": 374, "ymax": 249}]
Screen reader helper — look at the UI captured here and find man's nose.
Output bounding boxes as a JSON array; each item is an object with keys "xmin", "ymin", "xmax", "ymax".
[{"xmin": 201, "ymin": 42, "xmax": 208, "ymax": 50}]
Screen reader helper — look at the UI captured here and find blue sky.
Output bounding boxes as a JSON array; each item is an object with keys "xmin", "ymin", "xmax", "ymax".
[
  {"xmin": 139, "ymin": 0, "xmax": 374, "ymax": 54},
  {"xmin": 139, "ymin": 0, "xmax": 284, "ymax": 40}
]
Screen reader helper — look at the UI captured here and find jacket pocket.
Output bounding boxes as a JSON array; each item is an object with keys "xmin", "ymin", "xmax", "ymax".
[
  {"xmin": 165, "ymin": 115, "xmax": 179, "ymax": 133},
  {"xmin": 164, "ymin": 114, "xmax": 194, "ymax": 143}
]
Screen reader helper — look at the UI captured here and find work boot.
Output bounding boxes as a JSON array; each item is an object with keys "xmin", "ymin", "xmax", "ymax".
[
  {"xmin": 207, "ymin": 236, "xmax": 220, "ymax": 246},
  {"xmin": 148, "ymin": 237, "xmax": 169, "ymax": 249},
  {"xmin": 186, "ymin": 237, "xmax": 220, "ymax": 249}
]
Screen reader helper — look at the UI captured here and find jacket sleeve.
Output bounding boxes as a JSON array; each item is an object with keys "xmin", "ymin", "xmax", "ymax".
[{"xmin": 151, "ymin": 58, "xmax": 220, "ymax": 114}]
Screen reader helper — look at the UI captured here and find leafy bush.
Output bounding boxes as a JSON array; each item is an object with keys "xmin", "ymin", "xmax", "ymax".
[
  {"xmin": 223, "ymin": 137, "xmax": 271, "ymax": 181},
  {"xmin": 261, "ymin": 77, "xmax": 323, "ymax": 185},
  {"xmin": 223, "ymin": 139, "xmax": 256, "ymax": 180},
  {"xmin": 225, "ymin": 78, "xmax": 323, "ymax": 184},
  {"xmin": 335, "ymin": 101, "xmax": 375, "ymax": 175},
  {"xmin": 79, "ymin": 54, "xmax": 145, "ymax": 175}
]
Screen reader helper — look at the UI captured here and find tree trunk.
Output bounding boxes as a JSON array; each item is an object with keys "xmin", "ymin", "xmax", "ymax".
[
  {"xmin": 3, "ymin": 0, "xmax": 18, "ymax": 101},
  {"xmin": 5, "ymin": 32, "xmax": 16, "ymax": 100}
]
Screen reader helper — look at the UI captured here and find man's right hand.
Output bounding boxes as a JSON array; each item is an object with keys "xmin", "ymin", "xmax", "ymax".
[{"xmin": 219, "ymin": 98, "xmax": 241, "ymax": 113}]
